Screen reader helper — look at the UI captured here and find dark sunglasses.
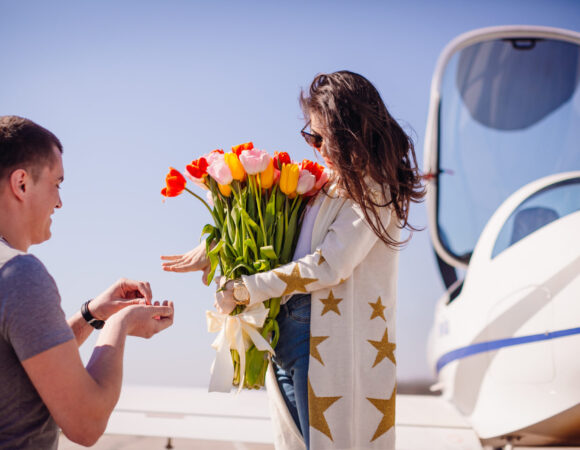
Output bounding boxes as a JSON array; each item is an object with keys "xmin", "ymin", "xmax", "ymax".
[{"xmin": 300, "ymin": 123, "xmax": 323, "ymax": 149}]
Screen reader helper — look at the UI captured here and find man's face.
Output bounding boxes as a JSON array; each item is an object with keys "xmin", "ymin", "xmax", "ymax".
[{"xmin": 26, "ymin": 146, "xmax": 63, "ymax": 245}]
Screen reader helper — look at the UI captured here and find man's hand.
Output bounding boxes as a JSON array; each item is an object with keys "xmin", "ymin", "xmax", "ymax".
[
  {"xmin": 90, "ymin": 278, "xmax": 153, "ymax": 321},
  {"xmin": 112, "ymin": 301, "xmax": 175, "ymax": 339},
  {"xmin": 161, "ymin": 242, "xmax": 211, "ymax": 284},
  {"xmin": 214, "ymin": 277, "xmax": 236, "ymax": 314}
]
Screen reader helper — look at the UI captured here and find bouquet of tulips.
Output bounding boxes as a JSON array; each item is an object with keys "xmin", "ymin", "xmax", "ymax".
[{"xmin": 162, "ymin": 142, "xmax": 328, "ymax": 390}]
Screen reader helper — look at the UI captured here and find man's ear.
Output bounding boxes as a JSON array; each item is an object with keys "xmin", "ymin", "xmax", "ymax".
[{"xmin": 9, "ymin": 169, "xmax": 29, "ymax": 200}]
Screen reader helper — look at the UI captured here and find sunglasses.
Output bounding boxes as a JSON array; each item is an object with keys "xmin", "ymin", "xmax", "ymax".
[{"xmin": 300, "ymin": 123, "xmax": 323, "ymax": 149}]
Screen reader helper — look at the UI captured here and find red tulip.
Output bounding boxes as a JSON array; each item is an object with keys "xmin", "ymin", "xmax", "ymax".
[
  {"xmin": 232, "ymin": 142, "xmax": 254, "ymax": 157},
  {"xmin": 300, "ymin": 159, "xmax": 325, "ymax": 181},
  {"xmin": 161, "ymin": 167, "xmax": 186, "ymax": 197},
  {"xmin": 273, "ymin": 151, "xmax": 291, "ymax": 169},
  {"xmin": 186, "ymin": 157, "xmax": 209, "ymax": 179}
]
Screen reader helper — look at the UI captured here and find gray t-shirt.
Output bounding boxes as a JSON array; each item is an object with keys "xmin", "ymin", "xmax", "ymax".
[{"xmin": 0, "ymin": 240, "xmax": 74, "ymax": 449}]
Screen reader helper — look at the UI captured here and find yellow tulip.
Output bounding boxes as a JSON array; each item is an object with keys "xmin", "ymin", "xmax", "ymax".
[
  {"xmin": 218, "ymin": 183, "xmax": 232, "ymax": 197},
  {"xmin": 260, "ymin": 158, "xmax": 275, "ymax": 189},
  {"xmin": 224, "ymin": 152, "xmax": 245, "ymax": 181},
  {"xmin": 280, "ymin": 163, "xmax": 299, "ymax": 195}
]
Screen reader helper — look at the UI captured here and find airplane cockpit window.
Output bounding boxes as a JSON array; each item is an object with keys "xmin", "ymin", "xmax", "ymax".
[
  {"xmin": 492, "ymin": 178, "xmax": 580, "ymax": 258},
  {"xmin": 436, "ymin": 37, "xmax": 580, "ymax": 264}
]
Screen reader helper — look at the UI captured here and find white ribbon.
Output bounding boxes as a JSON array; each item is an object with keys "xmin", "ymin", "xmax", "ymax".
[{"xmin": 206, "ymin": 302, "xmax": 275, "ymax": 393}]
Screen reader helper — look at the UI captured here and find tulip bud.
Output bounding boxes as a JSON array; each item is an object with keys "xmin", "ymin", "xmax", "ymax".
[
  {"xmin": 218, "ymin": 183, "xmax": 232, "ymax": 197},
  {"xmin": 280, "ymin": 163, "xmax": 299, "ymax": 195},
  {"xmin": 224, "ymin": 152, "xmax": 246, "ymax": 181},
  {"xmin": 260, "ymin": 158, "xmax": 275, "ymax": 189}
]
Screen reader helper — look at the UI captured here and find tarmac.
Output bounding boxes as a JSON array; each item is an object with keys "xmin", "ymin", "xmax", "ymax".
[{"xmin": 59, "ymin": 434, "xmax": 274, "ymax": 449}]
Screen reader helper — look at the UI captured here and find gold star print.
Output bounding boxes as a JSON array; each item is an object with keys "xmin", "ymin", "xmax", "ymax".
[
  {"xmin": 369, "ymin": 296, "xmax": 386, "ymax": 321},
  {"xmin": 320, "ymin": 290, "xmax": 342, "ymax": 316},
  {"xmin": 367, "ymin": 385, "xmax": 396, "ymax": 442},
  {"xmin": 308, "ymin": 380, "xmax": 341, "ymax": 441},
  {"xmin": 310, "ymin": 334, "xmax": 329, "ymax": 365},
  {"xmin": 368, "ymin": 328, "xmax": 396, "ymax": 367},
  {"xmin": 317, "ymin": 252, "xmax": 326, "ymax": 266},
  {"xmin": 273, "ymin": 263, "xmax": 318, "ymax": 296}
]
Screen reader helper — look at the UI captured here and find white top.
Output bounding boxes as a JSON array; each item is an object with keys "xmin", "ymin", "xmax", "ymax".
[{"xmin": 292, "ymin": 197, "xmax": 324, "ymax": 260}]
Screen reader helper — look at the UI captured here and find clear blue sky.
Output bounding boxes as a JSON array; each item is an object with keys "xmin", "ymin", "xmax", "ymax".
[{"xmin": 1, "ymin": 0, "xmax": 578, "ymax": 386}]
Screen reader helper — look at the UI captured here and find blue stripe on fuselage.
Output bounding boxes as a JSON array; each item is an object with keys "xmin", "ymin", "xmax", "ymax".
[{"xmin": 436, "ymin": 326, "xmax": 580, "ymax": 372}]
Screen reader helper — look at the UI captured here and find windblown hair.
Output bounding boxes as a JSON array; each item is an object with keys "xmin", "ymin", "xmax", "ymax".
[
  {"xmin": 300, "ymin": 71, "xmax": 425, "ymax": 248},
  {"xmin": 0, "ymin": 115, "xmax": 63, "ymax": 182}
]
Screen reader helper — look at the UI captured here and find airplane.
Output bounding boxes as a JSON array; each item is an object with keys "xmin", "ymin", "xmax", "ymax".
[
  {"xmin": 61, "ymin": 24, "xmax": 580, "ymax": 450},
  {"xmin": 423, "ymin": 24, "xmax": 580, "ymax": 448}
]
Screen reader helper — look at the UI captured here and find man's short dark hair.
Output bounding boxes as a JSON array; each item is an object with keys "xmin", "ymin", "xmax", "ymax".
[{"xmin": 0, "ymin": 116, "xmax": 63, "ymax": 182}]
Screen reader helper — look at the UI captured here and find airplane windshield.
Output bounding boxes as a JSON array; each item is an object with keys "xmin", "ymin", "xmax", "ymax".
[{"xmin": 437, "ymin": 37, "xmax": 580, "ymax": 263}]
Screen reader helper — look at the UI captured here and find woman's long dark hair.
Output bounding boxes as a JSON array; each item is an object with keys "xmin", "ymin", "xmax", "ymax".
[{"xmin": 300, "ymin": 71, "xmax": 425, "ymax": 248}]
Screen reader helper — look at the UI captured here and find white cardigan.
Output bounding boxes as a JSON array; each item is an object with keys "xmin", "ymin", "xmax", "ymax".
[{"xmin": 243, "ymin": 187, "xmax": 399, "ymax": 450}]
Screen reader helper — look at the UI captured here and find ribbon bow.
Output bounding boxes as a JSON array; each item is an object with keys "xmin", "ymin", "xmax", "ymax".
[{"xmin": 206, "ymin": 302, "xmax": 274, "ymax": 393}]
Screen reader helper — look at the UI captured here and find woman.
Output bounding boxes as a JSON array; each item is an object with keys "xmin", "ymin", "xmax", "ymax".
[{"xmin": 163, "ymin": 71, "xmax": 424, "ymax": 449}]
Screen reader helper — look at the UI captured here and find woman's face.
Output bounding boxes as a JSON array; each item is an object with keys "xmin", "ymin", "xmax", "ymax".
[{"xmin": 309, "ymin": 115, "xmax": 334, "ymax": 169}]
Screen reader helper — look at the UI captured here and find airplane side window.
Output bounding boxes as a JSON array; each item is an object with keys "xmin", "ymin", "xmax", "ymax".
[{"xmin": 492, "ymin": 179, "xmax": 580, "ymax": 258}]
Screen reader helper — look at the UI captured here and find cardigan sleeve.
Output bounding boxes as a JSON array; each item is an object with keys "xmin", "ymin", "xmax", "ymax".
[{"xmin": 242, "ymin": 200, "xmax": 392, "ymax": 304}]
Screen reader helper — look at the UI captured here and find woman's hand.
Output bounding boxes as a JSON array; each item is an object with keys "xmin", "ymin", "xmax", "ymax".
[
  {"xmin": 214, "ymin": 277, "xmax": 236, "ymax": 315},
  {"xmin": 161, "ymin": 242, "xmax": 211, "ymax": 285}
]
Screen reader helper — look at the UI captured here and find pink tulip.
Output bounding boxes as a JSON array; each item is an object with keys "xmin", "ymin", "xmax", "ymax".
[
  {"xmin": 184, "ymin": 172, "xmax": 209, "ymax": 190},
  {"xmin": 239, "ymin": 149, "xmax": 270, "ymax": 175},
  {"xmin": 296, "ymin": 170, "xmax": 316, "ymax": 195},
  {"xmin": 305, "ymin": 168, "xmax": 330, "ymax": 196},
  {"xmin": 315, "ymin": 168, "xmax": 330, "ymax": 190},
  {"xmin": 206, "ymin": 191, "xmax": 215, "ymax": 207},
  {"xmin": 207, "ymin": 154, "xmax": 233, "ymax": 185},
  {"xmin": 204, "ymin": 149, "xmax": 225, "ymax": 166}
]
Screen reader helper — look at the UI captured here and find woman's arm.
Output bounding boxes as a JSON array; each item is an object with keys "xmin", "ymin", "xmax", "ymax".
[{"xmin": 242, "ymin": 200, "xmax": 393, "ymax": 304}]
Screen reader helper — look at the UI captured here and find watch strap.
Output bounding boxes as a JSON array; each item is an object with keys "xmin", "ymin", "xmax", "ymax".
[{"xmin": 81, "ymin": 300, "xmax": 105, "ymax": 329}]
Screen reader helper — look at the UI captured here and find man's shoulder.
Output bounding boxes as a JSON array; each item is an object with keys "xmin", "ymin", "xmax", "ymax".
[
  {"xmin": 0, "ymin": 241, "xmax": 25, "ymax": 267},
  {"xmin": 0, "ymin": 251, "xmax": 51, "ymax": 286}
]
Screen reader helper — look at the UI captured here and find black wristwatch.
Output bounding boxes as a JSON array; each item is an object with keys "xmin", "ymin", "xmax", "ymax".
[{"xmin": 81, "ymin": 300, "xmax": 105, "ymax": 329}]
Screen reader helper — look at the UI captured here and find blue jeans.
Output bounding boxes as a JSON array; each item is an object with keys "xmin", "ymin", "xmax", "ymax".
[{"xmin": 272, "ymin": 293, "xmax": 311, "ymax": 449}]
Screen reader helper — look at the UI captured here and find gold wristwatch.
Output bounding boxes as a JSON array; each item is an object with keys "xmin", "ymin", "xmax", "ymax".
[{"xmin": 232, "ymin": 279, "xmax": 250, "ymax": 305}]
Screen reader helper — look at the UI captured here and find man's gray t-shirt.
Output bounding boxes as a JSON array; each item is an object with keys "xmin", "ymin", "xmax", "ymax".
[{"xmin": 0, "ymin": 240, "xmax": 74, "ymax": 449}]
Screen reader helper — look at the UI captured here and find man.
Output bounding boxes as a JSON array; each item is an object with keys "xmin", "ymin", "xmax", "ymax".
[{"xmin": 0, "ymin": 115, "xmax": 175, "ymax": 448}]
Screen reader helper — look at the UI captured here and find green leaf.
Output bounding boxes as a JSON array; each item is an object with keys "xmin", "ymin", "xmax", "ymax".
[
  {"xmin": 240, "ymin": 209, "xmax": 259, "ymax": 232},
  {"xmin": 267, "ymin": 297, "xmax": 281, "ymax": 319},
  {"xmin": 274, "ymin": 211, "xmax": 284, "ymax": 259},
  {"xmin": 201, "ymin": 223, "xmax": 214, "ymax": 236},
  {"xmin": 264, "ymin": 188, "xmax": 277, "ymax": 233},
  {"xmin": 206, "ymin": 240, "xmax": 224, "ymax": 285},
  {"xmin": 244, "ymin": 237, "xmax": 258, "ymax": 260},
  {"xmin": 228, "ymin": 262, "xmax": 255, "ymax": 277},
  {"xmin": 259, "ymin": 245, "xmax": 277, "ymax": 260},
  {"xmin": 252, "ymin": 259, "xmax": 270, "ymax": 272},
  {"xmin": 280, "ymin": 202, "xmax": 301, "ymax": 263}
]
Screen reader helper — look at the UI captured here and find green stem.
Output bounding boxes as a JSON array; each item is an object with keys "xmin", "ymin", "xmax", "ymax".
[
  {"xmin": 185, "ymin": 187, "xmax": 217, "ymax": 222},
  {"xmin": 254, "ymin": 175, "xmax": 267, "ymax": 244}
]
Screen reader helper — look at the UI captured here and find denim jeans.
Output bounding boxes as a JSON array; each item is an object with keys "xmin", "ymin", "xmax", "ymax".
[{"xmin": 272, "ymin": 293, "xmax": 311, "ymax": 449}]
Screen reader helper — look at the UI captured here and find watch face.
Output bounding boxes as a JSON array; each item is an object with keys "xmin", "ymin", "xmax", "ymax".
[{"xmin": 233, "ymin": 282, "xmax": 250, "ymax": 304}]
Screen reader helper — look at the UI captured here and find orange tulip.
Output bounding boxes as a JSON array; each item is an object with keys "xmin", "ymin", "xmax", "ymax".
[
  {"xmin": 224, "ymin": 152, "xmax": 246, "ymax": 181},
  {"xmin": 161, "ymin": 167, "xmax": 186, "ymax": 197},
  {"xmin": 218, "ymin": 183, "xmax": 232, "ymax": 197},
  {"xmin": 260, "ymin": 158, "xmax": 275, "ymax": 189}
]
